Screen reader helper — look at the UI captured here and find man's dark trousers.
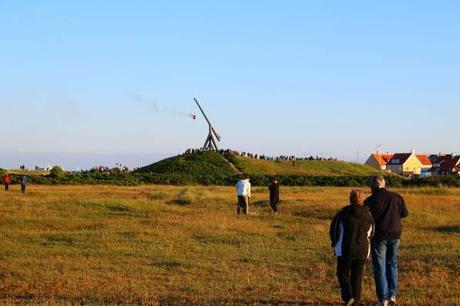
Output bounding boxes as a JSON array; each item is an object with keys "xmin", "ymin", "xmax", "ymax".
[{"xmin": 237, "ymin": 196, "xmax": 249, "ymax": 214}]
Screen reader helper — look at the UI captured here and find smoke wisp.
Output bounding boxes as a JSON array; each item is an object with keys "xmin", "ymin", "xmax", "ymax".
[{"xmin": 132, "ymin": 94, "xmax": 196, "ymax": 119}]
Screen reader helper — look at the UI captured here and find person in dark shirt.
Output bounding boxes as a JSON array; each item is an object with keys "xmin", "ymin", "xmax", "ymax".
[
  {"xmin": 331, "ymin": 189, "xmax": 374, "ymax": 306},
  {"xmin": 365, "ymin": 176, "xmax": 409, "ymax": 306},
  {"xmin": 21, "ymin": 175, "xmax": 28, "ymax": 194},
  {"xmin": 268, "ymin": 177, "xmax": 280, "ymax": 213}
]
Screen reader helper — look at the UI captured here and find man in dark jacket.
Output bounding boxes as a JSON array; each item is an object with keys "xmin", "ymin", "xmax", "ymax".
[
  {"xmin": 330, "ymin": 189, "xmax": 375, "ymax": 306},
  {"xmin": 365, "ymin": 176, "xmax": 408, "ymax": 306},
  {"xmin": 268, "ymin": 177, "xmax": 280, "ymax": 213}
]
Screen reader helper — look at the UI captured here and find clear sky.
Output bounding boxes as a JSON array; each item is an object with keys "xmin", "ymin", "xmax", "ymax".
[{"xmin": 1, "ymin": 1, "xmax": 459, "ymax": 169}]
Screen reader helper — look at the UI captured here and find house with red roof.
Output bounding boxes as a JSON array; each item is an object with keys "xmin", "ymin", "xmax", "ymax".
[
  {"xmin": 386, "ymin": 150, "xmax": 432, "ymax": 176},
  {"xmin": 365, "ymin": 153, "xmax": 394, "ymax": 171}
]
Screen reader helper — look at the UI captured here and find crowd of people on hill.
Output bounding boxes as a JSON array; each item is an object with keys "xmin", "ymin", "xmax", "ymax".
[
  {"xmin": 236, "ymin": 174, "xmax": 408, "ymax": 306},
  {"xmin": 11, "ymin": 165, "xmax": 52, "ymax": 171},
  {"xmin": 15, "ymin": 163, "xmax": 130, "ymax": 174},
  {"xmin": 86, "ymin": 163, "xmax": 129, "ymax": 174},
  {"xmin": 183, "ymin": 148, "xmax": 340, "ymax": 161}
]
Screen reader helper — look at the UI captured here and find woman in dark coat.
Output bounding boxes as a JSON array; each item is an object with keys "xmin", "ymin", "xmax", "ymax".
[{"xmin": 330, "ymin": 189, "xmax": 375, "ymax": 306}]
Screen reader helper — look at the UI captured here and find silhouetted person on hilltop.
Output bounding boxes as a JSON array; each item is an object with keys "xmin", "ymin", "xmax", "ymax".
[
  {"xmin": 268, "ymin": 177, "xmax": 280, "ymax": 214},
  {"xmin": 365, "ymin": 175, "xmax": 408, "ymax": 306},
  {"xmin": 3, "ymin": 173, "xmax": 11, "ymax": 191}
]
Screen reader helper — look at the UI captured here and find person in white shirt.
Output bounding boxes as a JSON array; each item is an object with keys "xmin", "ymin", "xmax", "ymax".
[{"xmin": 236, "ymin": 175, "xmax": 251, "ymax": 214}]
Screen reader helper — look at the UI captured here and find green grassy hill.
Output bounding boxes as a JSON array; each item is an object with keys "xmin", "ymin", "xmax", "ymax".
[
  {"xmin": 230, "ymin": 155, "xmax": 378, "ymax": 176},
  {"xmin": 136, "ymin": 151, "xmax": 236, "ymax": 176},
  {"xmin": 137, "ymin": 151, "xmax": 379, "ymax": 177}
]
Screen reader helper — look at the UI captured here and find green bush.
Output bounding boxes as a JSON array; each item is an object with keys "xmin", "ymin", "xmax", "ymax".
[
  {"xmin": 17, "ymin": 171, "xmax": 460, "ymax": 187},
  {"xmin": 49, "ymin": 166, "xmax": 66, "ymax": 178}
]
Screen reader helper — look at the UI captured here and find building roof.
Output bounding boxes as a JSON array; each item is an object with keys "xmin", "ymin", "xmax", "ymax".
[
  {"xmin": 440, "ymin": 155, "xmax": 460, "ymax": 173},
  {"xmin": 416, "ymin": 154, "xmax": 432, "ymax": 166},
  {"xmin": 371, "ymin": 153, "xmax": 394, "ymax": 166},
  {"xmin": 430, "ymin": 154, "xmax": 452, "ymax": 165},
  {"xmin": 388, "ymin": 153, "xmax": 412, "ymax": 165}
]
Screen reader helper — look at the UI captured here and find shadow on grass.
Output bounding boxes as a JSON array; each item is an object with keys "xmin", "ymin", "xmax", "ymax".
[
  {"xmin": 252, "ymin": 200, "xmax": 268, "ymax": 208},
  {"xmin": 194, "ymin": 236, "xmax": 241, "ymax": 246},
  {"xmin": 277, "ymin": 232, "xmax": 297, "ymax": 242},
  {"xmin": 151, "ymin": 259, "xmax": 182, "ymax": 270},
  {"xmin": 188, "ymin": 297, "xmax": 311, "ymax": 305},
  {"xmin": 42, "ymin": 234, "xmax": 74, "ymax": 246},
  {"xmin": 168, "ymin": 189, "xmax": 196, "ymax": 206},
  {"xmin": 168, "ymin": 198, "xmax": 192, "ymax": 205},
  {"xmin": 432, "ymin": 225, "xmax": 460, "ymax": 234},
  {"xmin": 292, "ymin": 208, "xmax": 336, "ymax": 220},
  {"xmin": 237, "ymin": 257, "xmax": 258, "ymax": 264},
  {"xmin": 106, "ymin": 203, "xmax": 146, "ymax": 217}
]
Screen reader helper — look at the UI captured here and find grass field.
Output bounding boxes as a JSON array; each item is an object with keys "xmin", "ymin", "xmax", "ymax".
[{"xmin": 0, "ymin": 185, "xmax": 459, "ymax": 304}]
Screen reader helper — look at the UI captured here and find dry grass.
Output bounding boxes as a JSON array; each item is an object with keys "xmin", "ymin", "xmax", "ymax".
[{"xmin": 0, "ymin": 185, "xmax": 459, "ymax": 305}]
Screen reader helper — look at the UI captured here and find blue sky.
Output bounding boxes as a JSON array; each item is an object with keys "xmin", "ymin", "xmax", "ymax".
[{"xmin": 0, "ymin": 1, "xmax": 459, "ymax": 169}]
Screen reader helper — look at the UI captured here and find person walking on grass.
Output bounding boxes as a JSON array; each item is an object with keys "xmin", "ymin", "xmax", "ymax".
[
  {"xmin": 3, "ymin": 173, "xmax": 11, "ymax": 191},
  {"xmin": 236, "ymin": 175, "xmax": 251, "ymax": 214},
  {"xmin": 268, "ymin": 176, "xmax": 280, "ymax": 214},
  {"xmin": 365, "ymin": 176, "xmax": 409, "ymax": 306},
  {"xmin": 330, "ymin": 189, "xmax": 375, "ymax": 306},
  {"xmin": 21, "ymin": 175, "xmax": 28, "ymax": 194}
]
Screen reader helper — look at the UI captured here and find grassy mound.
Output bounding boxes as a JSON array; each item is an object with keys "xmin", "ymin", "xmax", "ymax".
[
  {"xmin": 136, "ymin": 151, "xmax": 236, "ymax": 176},
  {"xmin": 137, "ymin": 150, "xmax": 378, "ymax": 177}
]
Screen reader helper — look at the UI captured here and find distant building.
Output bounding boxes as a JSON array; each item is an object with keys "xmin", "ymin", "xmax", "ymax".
[
  {"xmin": 441, "ymin": 156, "xmax": 460, "ymax": 175},
  {"xmin": 386, "ymin": 150, "xmax": 432, "ymax": 176},
  {"xmin": 429, "ymin": 154, "xmax": 449, "ymax": 175},
  {"xmin": 417, "ymin": 154, "xmax": 433, "ymax": 177},
  {"xmin": 428, "ymin": 154, "xmax": 460, "ymax": 176},
  {"xmin": 365, "ymin": 153, "xmax": 394, "ymax": 171}
]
